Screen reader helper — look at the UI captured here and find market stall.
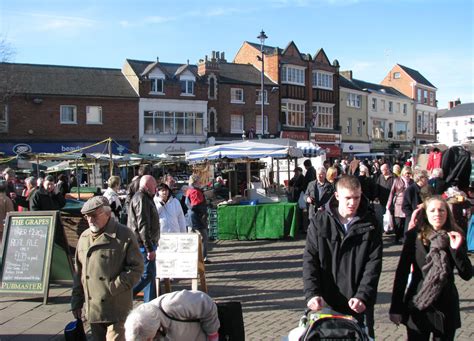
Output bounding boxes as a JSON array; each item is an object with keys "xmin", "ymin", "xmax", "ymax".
[{"xmin": 186, "ymin": 140, "xmax": 303, "ymax": 240}]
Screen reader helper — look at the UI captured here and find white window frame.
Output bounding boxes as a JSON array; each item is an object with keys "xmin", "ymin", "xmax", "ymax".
[
  {"xmin": 256, "ymin": 89, "xmax": 268, "ymax": 104},
  {"xmin": 256, "ymin": 115, "xmax": 269, "ymax": 134},
  {"xmin": 403, "ymin": 103, "xmax": 408, "ymax": 115},
  {"xmin": 86, "ymin": 106, "xmax": 103, "ymax": 125},
  {"xmin": 281, "ymin": 65, "xmax": 305, "ymax": 86},
  {"xmin": 312, "ymin": 71, "xmax": 333, "ymax": 90},
  {"xmin": 395, "ymin": 121, "xmax": 408, "ymax": 141},
  {"xmin": 60, "ymin": 105, "xmax": 77, "ymax": 124},
  {"xmin": 231, "ymin": 88, "xmax": 244, "ymax": 103},
  {"xmin": 0, "ymin": 104, "xmax": 7, "ymax": 133},
  {"xmin": 429, "ymin": 92, "xmax": 434, "ymax": 106},
  {"xmin": 144, "ymin": 111, "xmax": 204, "ymax": 136},
  {"xmin": 312, "ymin": 103, "xmax": 334, "ymax": 129},
  {"xmin": 417, "ymin": 88, "xmax": 422, "ymax": 103},
  {"xmin": 423, "ymin": 90, "xmax": 428, "ymax": 104},
  {"xmin": 388, "ymin": 101, "xmax": 393, "ymax": 113},
  {"xmin": 371, "ymin": 98, "xmax": 377, "ymax": 111},
  {"xmin": 180, "ymin": 79, "xmax": 195, "ymax": 95},
  {"xmin": 347, "ymin": 93, "xmax": 361, "ymax": 108},
  {"xmin": 230, "ymin": 114, "xmax": 244, "ymax": 133},
  {"xmin": 393, "ymin": 72, "xmax": 401, "ymax": 79},
  {"xmin": 357, "ymin": 119, "xmax": 363, "ymax": 136},
  {"xmin": 282, "ymin": 99, "xmax": 306, "ymax": 128},
  {"xmin": 150, "ymin": 77, "xmax": 164, "ymax": 94},
  {"xmin": 372, "ymin": 119, "xmax": 386, "ymax": 140},
  {"xmin": 346, "ymin": 118, "xmax": 352, "ymax": 135}
]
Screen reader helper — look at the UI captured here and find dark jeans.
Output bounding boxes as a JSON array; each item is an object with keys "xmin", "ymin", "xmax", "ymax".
[
  {"xmin": 407, "ymin": 327, "xmax": 455, "ymax": 341},
  {"xmin": 133, "ymin": 246, "xmax": 156, "ymax": 303},
  {"xmin": 394, "ymin": 217, "xmax": 406, "ymax": 242}
]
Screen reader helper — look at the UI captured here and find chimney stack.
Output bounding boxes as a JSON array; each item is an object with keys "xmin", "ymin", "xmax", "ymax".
[{"xmin": 340, "ymin": 70, "xmax": 353, "ymax": 80}]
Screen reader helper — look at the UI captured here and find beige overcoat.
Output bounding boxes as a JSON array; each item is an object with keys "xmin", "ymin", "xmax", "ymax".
[{"xmin": 71, "ymin": 217, "xmax": 143, "ymax": 323}]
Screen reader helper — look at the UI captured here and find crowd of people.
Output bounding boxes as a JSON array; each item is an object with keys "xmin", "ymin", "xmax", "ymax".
[
  {"xmin": 2, "ymin": 146, "xmax": 474, "ymax": 340},
  {"xmin": 290, "ymin": 151, "xmax": 473, "ymax": 340}
]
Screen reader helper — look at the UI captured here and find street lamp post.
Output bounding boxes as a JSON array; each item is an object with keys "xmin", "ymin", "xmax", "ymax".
[{"xmin": 257, "ymin": 30, "xmax": 267, "ymax": 136}]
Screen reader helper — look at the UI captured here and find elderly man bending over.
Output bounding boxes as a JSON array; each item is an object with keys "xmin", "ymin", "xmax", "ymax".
[{"xmin": 125, "ymin": 290, "xmax": 219, "ymax": 341}]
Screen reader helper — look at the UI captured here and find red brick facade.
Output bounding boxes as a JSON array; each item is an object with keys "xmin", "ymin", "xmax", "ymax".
[{"xmin": 1, "ymin": 95, "xmax": 139, "ymax": 151}]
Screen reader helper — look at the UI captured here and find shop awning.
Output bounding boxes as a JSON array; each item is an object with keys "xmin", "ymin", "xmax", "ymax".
[
  {"xmin": 185, "ymin": 140, "xmax": 303, "ymax": 163},
  {"xmin": 296, "ymin": 142, "xmax": 326, "ymax": 157},
  {"xmin": 320, "ymin": 144, "xmax": 341, "ymax": 158}
]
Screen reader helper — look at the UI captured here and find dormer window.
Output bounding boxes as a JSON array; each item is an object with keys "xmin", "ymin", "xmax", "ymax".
[
  {"xmin": 150, "ymin": 78, "xmax": 164, "ymax": 93},
  {"xmin": 180, "ymin": 79, "xmax": 194, "ymax": 95}
]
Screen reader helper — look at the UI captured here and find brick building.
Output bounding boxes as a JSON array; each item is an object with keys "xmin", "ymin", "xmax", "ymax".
[
  {"xmin": 0, "ymin": 63, "xmax": 138, "ymax": 155},
  {"xmin": 123, "ymin": 58, "xmax": 209, "ymax": 155},
  {"xmin": 381, "ymin": 64, "xmax": 437, "ymax": 153},
  {"xmin": 234, "ymin": 41, "xmax": 342, "ymax": 158},
  {"xmin": 197, "ymin": 51, "xmax": 279, "ymax": 141}
]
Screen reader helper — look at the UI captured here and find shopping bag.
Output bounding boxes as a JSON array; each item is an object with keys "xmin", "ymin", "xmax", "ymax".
[
  {"xmin": 298, "ymin": 192, "xmax": 307, "ymax": 209},
  {"xmin": 383, "ymin": 210, "xmax": 394, "ymax": 233},
  {"xmin": 64, "ymin": 319, "xmax": 87, "ymax": 341}
]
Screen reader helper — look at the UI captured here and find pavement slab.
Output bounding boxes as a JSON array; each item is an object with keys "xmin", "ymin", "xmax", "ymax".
[{"xmin": 0, "ymin": 234, "xmax": 473, "ymax": 340}]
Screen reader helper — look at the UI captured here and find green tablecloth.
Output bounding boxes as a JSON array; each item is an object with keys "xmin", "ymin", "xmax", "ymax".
[{"xmin": 217, "ymin": 202, "xmax": 298, "ymax": 240}]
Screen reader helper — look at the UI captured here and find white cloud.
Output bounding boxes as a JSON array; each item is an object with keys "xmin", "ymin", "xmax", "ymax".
[
  {"xmin": 144, "ymin": 16, "xmax": 176, "ymax": 24},
  {"xmin": 4, "ymin": 11, "xmax": 96, "ymax": 33}
]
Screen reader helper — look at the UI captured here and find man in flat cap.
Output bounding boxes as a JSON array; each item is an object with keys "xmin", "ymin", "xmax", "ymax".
[{"xmin": 71, "ymin": 196, "xmax": 143, "ymax": 341}]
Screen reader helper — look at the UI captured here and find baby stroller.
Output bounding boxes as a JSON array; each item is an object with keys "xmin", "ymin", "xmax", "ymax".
[{"xmin": 287, "ymin": 308, "xmax": 369, "ymax": 341}]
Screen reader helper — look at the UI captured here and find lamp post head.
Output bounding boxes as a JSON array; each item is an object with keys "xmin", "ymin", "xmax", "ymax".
[{"xmin": 257, "ymin": 30, "xmax": 267, "ymax": 45}]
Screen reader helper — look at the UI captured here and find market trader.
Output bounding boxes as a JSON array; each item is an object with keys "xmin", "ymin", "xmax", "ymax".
[
  {"xmin": 302, "ymin": 175, "xmax": 383, "ymax": 339},
  {"xmin": 71, "ymin": 196, "xmax": 143, "ymax": 341}
]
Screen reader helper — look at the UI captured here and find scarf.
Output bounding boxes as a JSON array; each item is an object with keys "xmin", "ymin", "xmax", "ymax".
[{"xmin": 413, "ymin": 230, "xmax": 451, "ymax": 310}]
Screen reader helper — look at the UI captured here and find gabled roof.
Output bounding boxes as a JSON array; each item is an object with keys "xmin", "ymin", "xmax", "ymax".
[
  {"xmin": 246, "ymin": 41, "xmax": 282, "ymax": 55},
  {"xmin": 436, "ymin": 109, "xmax": 448, "ymax": 118},
  {"xmin": 0, "ymin": 62, "xmax": 137, "ymax": 97},
  {"xmin": 352, "ymin": 78, "xmax": 410, "ymax": 99},
  {"xmin": 313, "ymin": 48, "xmax": 330, "ymax": 65},
  {"xmin": 126, "ymin": 59, "xmax": 200, "ymax": 80},
  {"xmin": 281, "ymin": 41, "xmax": 305, "ymax": 61},
  {"xmin": 339, "ymin": 76, "xmax": 365, "ymax": 92},
  {"xmin": 218, "ymin": 63, "xmax": 277, "ymax": 86},
  {"xmin": 398, "ymin": 64, "xmax": 436, "ymax": 88},
  {"xmin": 440, "ymin": 103, "xmax": 474, "ymax": 118}
]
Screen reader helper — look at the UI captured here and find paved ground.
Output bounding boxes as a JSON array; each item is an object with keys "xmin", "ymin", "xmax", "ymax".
[{"xmin": 1, "ymin": 234, "xmax": 473, "ymax": 340}]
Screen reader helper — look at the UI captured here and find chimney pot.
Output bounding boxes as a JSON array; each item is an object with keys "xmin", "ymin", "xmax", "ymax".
[
  {"xmin": 216, "ymin": 51, "xmax": 220, "ymax": 59},
  {"xmin": 449, "ymin": 101, "xmax": 454, "ymax": 109},
  {"xmin": 212, "ymin": 51, "xmax": 216, "ymax": 59},
  {"xmin": 221, "ymin": 52, "xmax": 225, "ymax": 60}
]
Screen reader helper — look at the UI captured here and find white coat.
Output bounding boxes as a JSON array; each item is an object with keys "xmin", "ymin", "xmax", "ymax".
[{"xmin": 154, "ymin": 196, "xmax": 187, "ymax": 233}]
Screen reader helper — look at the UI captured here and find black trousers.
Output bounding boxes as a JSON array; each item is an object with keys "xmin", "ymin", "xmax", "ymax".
[
  {"xmin": 394, "ymin": 217, "xmax": 406, "ymax": 242},
  {"xmin": 407, "ymin": 327, "xmax": 455, "ymax": 341}
]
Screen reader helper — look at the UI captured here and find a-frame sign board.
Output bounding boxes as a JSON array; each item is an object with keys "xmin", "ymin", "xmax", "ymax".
[{"xmin": 0, "ymin": 211, "xmax": 74, "ymax": 304}]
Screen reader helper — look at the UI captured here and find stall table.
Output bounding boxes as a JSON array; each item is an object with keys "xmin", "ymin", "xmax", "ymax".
[{"xmin": 217, "ymin": 202, "xmax": 298, "ymax": 240}]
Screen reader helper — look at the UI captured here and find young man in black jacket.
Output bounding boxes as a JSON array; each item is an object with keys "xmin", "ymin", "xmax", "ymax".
[{"xmin": 303, "ymin": 175, "xmax": 383, "ymax": 338}]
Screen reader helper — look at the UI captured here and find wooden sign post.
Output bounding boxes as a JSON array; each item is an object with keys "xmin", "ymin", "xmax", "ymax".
[
  {"xmin": 155, "ymin": 233, "xmax": 207, "ymax": 295},
  {"xmin": 0, "ymin": 211, "xmax": 74, "ymax": 304}
]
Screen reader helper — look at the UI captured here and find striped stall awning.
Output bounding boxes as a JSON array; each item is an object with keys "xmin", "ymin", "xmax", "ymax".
[{"xmin": 297, "ymin": 142, "xmax": 326, "ymax": 157}]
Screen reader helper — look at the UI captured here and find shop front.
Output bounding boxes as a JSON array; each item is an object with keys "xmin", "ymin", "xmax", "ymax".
[
  {"xmin": 342, "ymin": 142, "xmax": 371, "ymax": 158},
  {"xmin": 0, "ymin": 140, "xmax": 130, "ymax": 156},
  {"xmin": 311, "ymin": 133, "xmax": 342, "ymax": 161}
]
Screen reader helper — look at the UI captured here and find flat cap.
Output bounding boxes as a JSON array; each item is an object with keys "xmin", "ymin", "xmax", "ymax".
[{"xmin": 81, "ymin": 196, "xmax": 109, "ymax": 215}]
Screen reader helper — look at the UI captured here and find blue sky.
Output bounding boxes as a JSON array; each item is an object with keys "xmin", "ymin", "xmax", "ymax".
[{"xmin": 0, "ymin": 0, "xmax": 472, "ymax": 109}]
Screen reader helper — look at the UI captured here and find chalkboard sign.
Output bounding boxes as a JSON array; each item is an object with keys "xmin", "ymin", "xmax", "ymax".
[{"xmin": 0, "ymin": 212, "xmax": 57, "ymax": 300}]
